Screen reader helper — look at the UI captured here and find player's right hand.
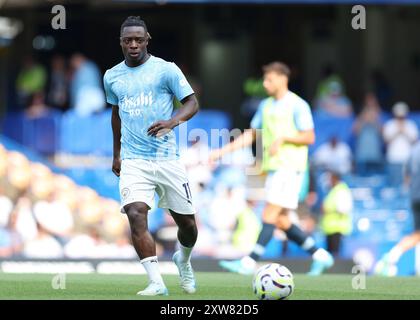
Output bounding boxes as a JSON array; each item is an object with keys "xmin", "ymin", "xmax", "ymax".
[{"xmin": 112, "ymin": 157, "xmax": 121, "ymax": 177}]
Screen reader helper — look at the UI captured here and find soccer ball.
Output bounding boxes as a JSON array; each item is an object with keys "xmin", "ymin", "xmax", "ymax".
[{"xmin": 252, "ymin": 263, "xmax": 294, "ymax": 300}]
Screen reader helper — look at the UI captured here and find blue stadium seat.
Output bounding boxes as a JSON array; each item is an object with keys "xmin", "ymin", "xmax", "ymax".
[
  {"xmin": 59, "ymin": 111, "xmax": 97, "ymax": 154},
  {"xmin": 63, "ymin": 167, "xmax": 120, "ymax": 201},
  {"xmin": 409, "ymin": 111, "xmax": 420, "ymax": 130},
  {"xmin": 1, "ymin": 111, "xmax": 61, "ymax": 155},
  {"xmin": 92, "ymin": 168, "xmax": 119, "ymax": 200},
  {"xmin": 63, "ymin": 167, "xmax": 97, "ymax": 189},
  {"xmin": 1, "ymin": 112, "xmax": 25, "ymax": 144},
  {"xmin": 310, "ymin": 113, "xmax": 355, "ymax": 154},
  {"xmin": 23, "ymin": 110, "xmax": 61, "ymax": 155},
  {"xmin": 94, "ymin": 109, "xmax": 113, "ymax": 156}
]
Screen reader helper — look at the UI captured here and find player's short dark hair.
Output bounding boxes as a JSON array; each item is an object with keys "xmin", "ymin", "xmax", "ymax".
[
  {"xmin": 262, "ymin": 62, "xmax": 291, "ymax": 79},
  {"xmin": 120, "ymin": 16, "xmax": 148, "ymax": 35}
]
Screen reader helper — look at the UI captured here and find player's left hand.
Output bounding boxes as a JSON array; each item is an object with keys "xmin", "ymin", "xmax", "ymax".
[{"xmin": 147, "ymin": 120, "xmax": 175, "ymax": 137}]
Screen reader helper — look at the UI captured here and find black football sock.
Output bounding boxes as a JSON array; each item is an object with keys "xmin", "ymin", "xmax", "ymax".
[
  {"xmin": 249, "ymin": 223, "xmax": 275, "ymax": 261},
  {"xmin": 284, "ymin": 224, "xmax": 318, "ymax": 255}
]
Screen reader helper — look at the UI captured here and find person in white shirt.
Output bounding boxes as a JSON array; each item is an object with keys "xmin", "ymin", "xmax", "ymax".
[
  {"xmin": 383, "ymin": 102, "xmax": 418, "ymax": 186},
  {"xmin": 312, "ymin": 136, "xmax": 353, "ymax": 175}
]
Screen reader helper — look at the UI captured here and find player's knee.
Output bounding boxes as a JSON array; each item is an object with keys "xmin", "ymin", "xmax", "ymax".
[
  {"xmin": 189, "ymin": 222, "xmax": 198, "ymax": 240},
  {"xmin": 276, "ymin": 215, "xmax": 291, "ymax": 230},
  {"xmin": 262, "ymin": 205, "xmax": 282, "ymax": 224},
  {"xmin": 125, "ymin": 203, "xmax": 149, "ymax": 230},
  {"xmin": 179, "ymin": 217, "xmax": 198, "ymax": 238},
  {"xmin": 262, "ymin": 215, "xmax": 275, "ymax": 225},
  {"xmin": 125, "ymin": 202, "xmax": 149, "ymax": 215},
  {"xmin": 184, "ymin": 218, "xmax": 198, "ymax": 234},
  {"xmin": 262, "ymin": 212, "xmax": 278, "ymax": 225}
]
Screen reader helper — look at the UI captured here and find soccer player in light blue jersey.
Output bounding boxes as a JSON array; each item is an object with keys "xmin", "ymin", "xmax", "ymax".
[{"xmin": 103, "ymin": 16, "xmax": 199, "ymax": 296}]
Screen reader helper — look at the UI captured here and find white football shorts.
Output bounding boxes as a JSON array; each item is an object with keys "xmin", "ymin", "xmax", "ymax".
[
  {"xmin": 265, "ymin": 168, "xmax": 304, "ymax": 210},
  {"xmin": 119, "ymin": 158, "xmax": 196, "ymax": 215}
]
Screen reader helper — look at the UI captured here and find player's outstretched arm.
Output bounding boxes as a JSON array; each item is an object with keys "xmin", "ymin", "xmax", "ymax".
[
  {"xmin": 209, "ymin": 128, "xmax": 256, "ymax": 162},
  {"xmin": 147, "ymin": 94, "xmax": 199, "ymax": 137},
  {"xmin": 111, "ymin": 105, "xmax": 122, "ymax": 177}
]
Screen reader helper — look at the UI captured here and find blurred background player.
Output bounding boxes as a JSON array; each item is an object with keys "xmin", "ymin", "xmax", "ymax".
[
  {"xmin": 104, "ymin": 16, "xmax": 199, "ymax": 296},
  {"xmin": 210, "ymin": 61, "xmax": 334, "ymax": 276},
  {"xmin": 320, "ymin": 170, "xmax": 353, "ymax": 257},
  {"xmin": 374, "ymin": 138, "xmax": 420, "ymax": 276}
]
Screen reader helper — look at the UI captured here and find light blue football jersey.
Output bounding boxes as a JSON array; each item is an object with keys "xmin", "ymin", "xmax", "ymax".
[{"xmin": 103, "ymin": 55, "xmax": 194, "ymax": 160}]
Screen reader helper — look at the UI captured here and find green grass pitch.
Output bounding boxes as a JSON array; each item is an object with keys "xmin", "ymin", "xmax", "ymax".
[{"xmin": 1, "ymin": 272, "xmax": 420, "ymax": 300}]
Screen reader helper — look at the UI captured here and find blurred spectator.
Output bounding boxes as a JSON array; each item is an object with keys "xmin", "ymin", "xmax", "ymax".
[
  {"xmin": 149, "ymin": 212, "xmax": 176, "ymax": 256},
  {"xmin": 371, "ymin": 69, "xmax": 393, "ymax": 111},
  {"xmin": 113, "ymin": 235, "xmax": 138, "ymax": 259},
  {"xmin": 0, "ymin": 144, "xmax": 7, "ymax": 187},
  {"xmin": 23, "ymin": 220, "xmax": 64, "ymax": 259},
  {"xmin": 383, "ymin": 102, "xmax": 419, "ymax": 186},
  {"xmin": 29, "ymin": 163, "xmax": 54, "ymax": 201},
  {"xmin": 32, "ymin": 193, "xmax": 74, "ymax": 239},
  {"xmin": 0, "ymin": 195, "xmax": 17, "ymax": 257},
  {"xmin": 298, "ymin": 165, "xmax": 311, "ymax": 203},
  {"xmin": 320, "ymin": 171, "xmax": 353, "ymax": 257},
  {"xmin": 315, "ymin": 64, "xmax": 345, "ymax": 101},
  {"xmin": 195, "ymin": 187, "xmax": 261, "ymax": 259},
  {"xmin": 25, "ymin": 92, "xmax": 51, "ymax": 118},
  {"xmin": 47, "ymin": 54, "xmax": 68, "ymax": 111},
  {"xmin": 240, "ymin": 77, "xmax": 267, "ymax": 122},
  {"xmin": 69, "ymin": 53, "xmax": 105, "ymax": 116},
  {"xmin": 0, "ymin": 196, "xmax": 13, "ymax": 229},
  {"xmin": 0, "ymin": 228, "xmax": 14, "ymax": 257},
  {"xmin": 5, "ymin": 151, "xmax": 32, "ymax": 202},
  {"xmin": 353, "ymin": 92, "xmax": 384, "ymax": 175},
  {"xmin": 53, "ymin": 175, "xmax": 78, "ymax": 214},
  {"xmin": 0, "ymin": 202, "xmax": 23, "ymax": 258},
  {"xmin": 180, "ymin": 137, "xmax": 212, "ymax": 197},
  {"xmin": 76, "ymin": 187, "xmax": 104, "ymax": 225},
  {"xmin": 230, "ymin": 194, "xmax": 262, "ymax": 255},
  {"xmin": 304, "ymin": 165, "xmax": 320, "ymax": 213},
  {"xmin": 312, "ymin": 136, "xmax": 353, "ymax": 175},
  {"xmin": 207, "ymin": 187, "xmax": 246, "ymax": 247},
  {"xmin": 13, "ymin": 197, "xmax": 38, "ymax": 244},
  {"xmin": 63, "ymin": 227, "xmax": 105, "ymax": 258},
  {"xmin": 0, "ymin": 143, "xmax": 139, "ymax": 259},
  {"xmin": 101, "ymin": 199, "xmax": 129, "ymax": 241},
  {"xmin": 315, "ymin": 81, "xmax": 353, "ymax": 118},
  {"xmin": 15, "ymin": 56, "xmax": 47, "ymax": 109}
]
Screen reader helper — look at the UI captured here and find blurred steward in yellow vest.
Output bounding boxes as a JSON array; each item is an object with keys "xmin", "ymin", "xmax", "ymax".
[{"xmin": 320, "ymin": 171, "xmax": 353, "ymax": 256}]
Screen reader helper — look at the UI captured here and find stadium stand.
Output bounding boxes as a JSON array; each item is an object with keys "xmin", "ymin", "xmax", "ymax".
[{"xmin": 0, "ymin": 108, "xmax": 418, "ymax": 274}]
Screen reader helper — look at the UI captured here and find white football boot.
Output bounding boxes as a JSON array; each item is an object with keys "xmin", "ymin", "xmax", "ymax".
[
  {"xmin": 173, "ymin": 251, "xmax": 196, "ymax": 294},
  {"xmin": 137, "ymin": 281, "xmax": 168, "ymax": 296}
]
